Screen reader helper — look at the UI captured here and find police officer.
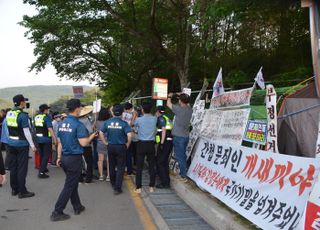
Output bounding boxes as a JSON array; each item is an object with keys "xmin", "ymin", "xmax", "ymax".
[
  {"xmin": 6, "ymin": 94, "xmax": 36, "ymax": 198},
  {"xmin": 155, "ymin": 106, "xmax": 173, "ymax": 189},
  {"xmin": 50, "ymin": 99, "xmax": 97, "ymax": 222},
  {"xmin": 99, "ymin": 104, "xmax": 132, "ymax": 195},
  {"xmin": 34, "ymin": 104, "xmax": 57, "ymax": 178}
]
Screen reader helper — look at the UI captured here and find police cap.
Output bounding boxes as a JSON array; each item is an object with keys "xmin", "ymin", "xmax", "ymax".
[
  {"xmin": 13, "ymin": 94, "xmax": 28, "ymax": 106},
  {"xmin": 39, "ymin": 104, "xmax": 50, "ymax": 112},
  {"xmin": 112, "ymin": 104, "xmax": 124, "ymax": 116}
]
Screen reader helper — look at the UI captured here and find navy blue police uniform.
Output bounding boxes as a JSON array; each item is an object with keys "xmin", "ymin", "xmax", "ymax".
[
  {"xmin": 156, "ymin": 113, "xmax": 173, "ymax": 188},
  {"xmin": 100, "ymin": 115, "xmax": 131, "ymax": 193},
  {"xmin": 34, "ymin": 108, "xmax": 54, "ymax": 177},
  {"xmin": 53, "ymin": 115, "xmax": 88, "ymax": 215},
  {"xmin": 6, "ymin": 106, "xmax": 31, "ymax": 195}
]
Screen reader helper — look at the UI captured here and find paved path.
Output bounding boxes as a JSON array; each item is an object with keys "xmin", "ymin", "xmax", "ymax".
[{"xmin": 0, "ymin": 156, "xmax": 146, "ymax": 230}]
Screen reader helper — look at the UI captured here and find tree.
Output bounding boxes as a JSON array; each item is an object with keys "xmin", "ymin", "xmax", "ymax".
[{"xmin": 21, "ymin": 0, "xmax": 312, "ymax": 102}]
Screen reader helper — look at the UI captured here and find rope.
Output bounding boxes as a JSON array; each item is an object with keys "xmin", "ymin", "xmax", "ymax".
[{"xmin": 278, "ymin": 103, "xmax": 320, "ymax": 119}]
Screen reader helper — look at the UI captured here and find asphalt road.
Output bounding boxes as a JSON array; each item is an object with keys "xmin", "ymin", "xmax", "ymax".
[{"xmin": 0, "ymin": 156, "xmax": 146, "ymax": 230}]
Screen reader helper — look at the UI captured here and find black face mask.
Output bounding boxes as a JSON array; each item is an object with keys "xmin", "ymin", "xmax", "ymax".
[{"xmin": 26, "ymin": 103, "xmax": 30, "ymax": 109}]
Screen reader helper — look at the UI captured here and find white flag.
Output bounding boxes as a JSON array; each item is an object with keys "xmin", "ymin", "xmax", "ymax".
[
  {"xmin": 212, "ymin": 68, "xmax": 224, "ymax": 98},
  {"xmin": 254, "ymin": 67, "xmax": 265, "ymax": 89}
]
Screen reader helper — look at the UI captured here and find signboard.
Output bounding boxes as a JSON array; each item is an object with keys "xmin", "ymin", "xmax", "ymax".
[
  {"xmin": 93, "ymin": 99, "xmax": 102, "ymax": 113},
  {"xmin": 200, "ymin": 108, "xmax": 250, "ymax": 145},
  {"xmin": 210, "ymin": 87, "xmax": 253, "ymax": 108},
  {"xmin": 266, "ymin": 85, "xmax": 279, "ymax": 153},
  {"xmin": 243, "ymin": 120, "xmax": 268, "ymax": 145},
  {"xmin": 72, "ymin": 86, "xmax": 84, "ymax": 98},
  {"xmin": 182, "ymin": 88, "xmax": 192, "ymax": 96},
  {"xmin": 188, "ymin": 138, "xmax": 320, "ymax": 230},
  {"xmin": 152, "ymin": 78, "xmax": 168, "ymax": 100}
]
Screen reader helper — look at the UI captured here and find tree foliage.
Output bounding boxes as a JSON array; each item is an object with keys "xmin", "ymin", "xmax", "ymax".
[{"xmin": 21, "ymin": 0, "xmax": 312, "ymax": 103}]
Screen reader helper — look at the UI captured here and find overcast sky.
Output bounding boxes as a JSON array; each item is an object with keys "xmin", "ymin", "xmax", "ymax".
[{"xmin": 0, "ymin": 0, "xmax": 91, "ymax": 89}]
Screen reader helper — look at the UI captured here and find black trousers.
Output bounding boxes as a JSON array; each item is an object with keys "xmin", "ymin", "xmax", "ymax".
[
  {"xmin": 0, "ymin": 147, "xmax": 5, "ymax": 175},
  {"xmin": 54, "ymin": 155, "xmax": 83, "ymax": 213},
  {"xmin": 136, "ymin": 141, "xmax": 156, "ymax": 189},
  {"xmin": 81, "ymin": 146, "xmax": 93, "ymax": 182},
  {"xmin": 38, "ymin": 142, "xmax": 51, "ymax": 173},
  {"xmin": 8, "ymin": 145, "xmax": 29, "ymax": 193},
  {"xmin": 156, "ymin": 140, "xmax": 173, "ymax": 186},
  {"xmin": 108, "ymin": 144, "xmax": 126, "ymax": 191},
  {"xmin": 4, "ymin": 144, "xmax": 11, "ymax": 170}
]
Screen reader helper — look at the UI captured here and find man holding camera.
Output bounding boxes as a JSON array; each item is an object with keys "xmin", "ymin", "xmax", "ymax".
[
  {"xmin": 166, "ymin": 93, "xmax": 192, "ymax": 182},
  {"xmin": 6, "ymin": 94, "xmax": 36, "ymax": 198}
]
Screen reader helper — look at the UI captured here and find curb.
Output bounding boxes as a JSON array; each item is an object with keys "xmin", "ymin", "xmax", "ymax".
[
  {"xmin": 140, "ymin": 188, "xmax": 170, "ymax": 230},
  {"xmin": 127, "ymin": 176, "xmax": 169, "ymax": 230},
  {"xmin": 170, "ymin": 174, "xmax": 255, "ymax": 230}
]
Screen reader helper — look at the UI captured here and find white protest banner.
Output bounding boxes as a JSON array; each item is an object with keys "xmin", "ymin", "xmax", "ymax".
[
  {"xmin": 188, "ymin": 138, "xmax": 320, "ymax": 230},
  {"xmin": 254, "ymin": 67, "xmax": 265, "ymax": 90},
  {"xmin": 93, "ymin": 99, "xmax": 102, "ymax": 113},
  {"xmin": 182, "ymin": 88, "xmax": 192, "ymax": 96},
  {"xmin": 243, "ymin": 120, "xmax": 268, "ymax": 145},
  {"xmin": 210, "ymin": 87, "xmax": 253, "ymax": 108},
  {"xmin": 266, "ymin": 85, "xmax": 279, "ymax": 153},
  {"xmin": 212, "ymin": 67, "xmax": 224, "ymax": 98},
  {"xmin": 200, "ymin": 108, "xmax": 250, "ymax": 145},
  {"xmin": 185, "ymin": 100, "xmax": 205, "ymax": 159}
]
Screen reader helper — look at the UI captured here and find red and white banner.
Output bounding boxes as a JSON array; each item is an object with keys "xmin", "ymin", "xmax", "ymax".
[
  {"xmin": 266, "ymin": 85, "xmax": 279, "ymax": 153},
  {"xmin": 210, "ymin": 87, "xmax": 253, "ymax": 108},
  {"xmin": 188, "ymin": 138, "xmax": 320, "ymax": 230}
]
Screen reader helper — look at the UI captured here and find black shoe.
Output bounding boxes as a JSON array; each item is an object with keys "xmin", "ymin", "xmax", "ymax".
[
  {"xmin": 11, "ymin": 190, "xmax": 19, "ymax": 196},
  {"xmin": 114, "ymin": 189, "xmax": 123, "ymax": 195},
  {"xmin": 50, "ymin": 211, "xmax": 70, "ymax": 222},
  {"xmin": 156, "ymin": 184, "xmax": 170, "ymax": 189},
  {"xmin": 38, "ymin": 173, "xmax": 49, "ymax": 179},
  {"xmin": 74, "ymin": 205, "xmax": 85, "ymax": 215},
  {"xmin": 85, "ymin": 179, "xmax": 92, "ymax": 183},
  {"xmin": 18, "ymin": 191, "xmax": 35, "ymax": 199},
  {"xmin": 44, "ymin": 169, "xmax": 49, "ymax": 173}
]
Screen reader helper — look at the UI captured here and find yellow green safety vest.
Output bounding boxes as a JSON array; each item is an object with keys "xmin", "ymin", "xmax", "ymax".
[
  {"xmin": 34, "ymin": 114, "xmax": 51, "ymax": 137},
  {"xmin": 156, "ymin": 115, "xmax": 173, "ymax": 143},
  {"xmin": 6, "ymin": 109, "xmax": 26, "ymax": 141},
  {"xmin": 6, "ymin": 110, "xmax": 21, "ymax": 128}
]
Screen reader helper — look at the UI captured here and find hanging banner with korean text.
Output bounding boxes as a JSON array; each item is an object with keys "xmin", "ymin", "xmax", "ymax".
[
  {"xmin": 188, "ymin": 138, "xmax": 320, "ymax": 230},
  {"xmin": 210, "ymin": 87, "xmax": 253, "ymax": 109},
  {"xmin": 266, "ymin": 85, "xmax": 279, "ymax": 153},
  {"xmin": 200, "ymin": 108, "xmax": 250, "ymax": 145},
  {"xmin": 243, "ymin": 120, "xmax": 268, "ymax": 145}
]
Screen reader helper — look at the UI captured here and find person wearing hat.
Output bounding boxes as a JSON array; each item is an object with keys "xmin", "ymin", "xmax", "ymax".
[
  {"xmin": 166, "ymin": 93, "xmax": 192, "ymax": 182},
  {"xmin": 99, "ymin": 104, "xmax": 132, "ymax": 195},
  {"xmin": 78, "ymin": 105, "xmax": 94, "ymax": 183},
  {"xmin": 6, "ymin": 94, "xmax": 36, "ymax": 198},
  {"xmin": 51, "ymin": 99, "xmax": 98, "ymax": 222},
  {"xmin": 155, "ymin": 106, "xmax": 173, "ymax": 189},
  {"xmin": 34, "ymin": 104, "xmax": 57, "ymax": 178}
]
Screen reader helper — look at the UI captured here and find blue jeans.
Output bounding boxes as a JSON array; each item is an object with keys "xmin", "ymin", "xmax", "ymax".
[{"xmin": 173, "ymin": 136, "xmax": 189, "ymax": 177}]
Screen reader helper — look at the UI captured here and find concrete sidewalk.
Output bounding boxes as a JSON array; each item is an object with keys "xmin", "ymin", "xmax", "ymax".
[{"xmin": 0, "ymin": 157, "xmax": 145, "ymax": 230}]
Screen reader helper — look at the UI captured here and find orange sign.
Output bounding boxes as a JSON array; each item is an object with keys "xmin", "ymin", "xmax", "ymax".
[{"xmin": 152, "ymin": 78, "xmax": 168, "ymax": 100}]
